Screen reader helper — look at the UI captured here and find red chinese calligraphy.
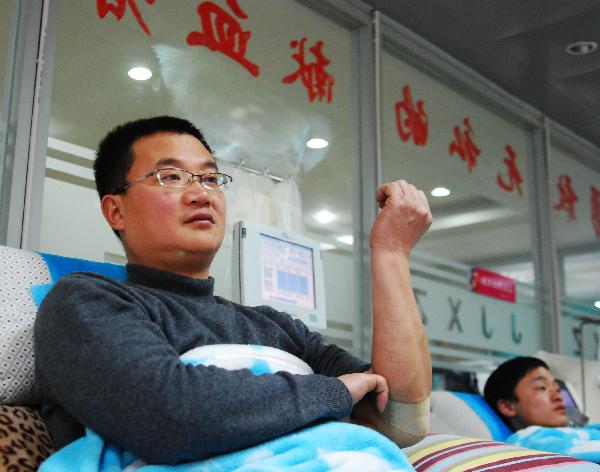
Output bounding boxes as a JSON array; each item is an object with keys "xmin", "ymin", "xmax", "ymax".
[
  {"xmin": 591, "ymin": 185, "xmax": 600, "ymax": 238},
  {"xmin": 496, "ymin": 145, "xmax": 523, "ymax": 196},
  {"xmin": 282, "ymin": 38, "xmax": 335, "ymax": 103},
  {"xmin": 553, "ymin": 174, "xmax": 578, "ymax": 220},
  {"xmin": 449, "ymin": 118, "xmax": 481, "ymax": 173},
  {"xmin": 394, "ymin": 85, "xmax": 428, "ymax": 146},
  {"xmin": 187, "ymin": 0, "xmax": 260, "ymax": 77},
  {"xmin": 97, "ymin": 0, "xmax": 156, "ymax": 36}
]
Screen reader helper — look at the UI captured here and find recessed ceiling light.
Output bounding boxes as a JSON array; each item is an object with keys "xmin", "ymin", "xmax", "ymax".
[
  {"xmin": 595, "ymin": 300, "xmax": 600, "ymax": 309},
  {"xmin": 306, "ymin": 138, "xmax": 328, "ymax": 149},
  {"xmin": 336, "ymin": 235, "xmax": 353, "ymax": 245},
  {"xmin": 314, "ymin": 209, "xmax": 336, "ymax": 224},
  {"xmin": 566, "ymin": 41, "xmax": 598, "ymax": 56},
  {"xmin": 431, "ymin": 187, "xmax": 450, "ymax": 197},
  {"xmin": 128, "ymin": 67, "xmax": 152, "ymax": 80}
]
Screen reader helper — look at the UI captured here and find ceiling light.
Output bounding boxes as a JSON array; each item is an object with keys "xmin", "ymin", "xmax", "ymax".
[
  {"xmin": 565, "ymin": 41, "xmax": 598, "ymax": 56},
  {"xmin": 431, "ymin": 187, "xmax": 450, "ymax": 197},
  {"xmin": 595, "ymin": 301, "xmax": 600, "ymax": 309},
  {"xmin": 128, "ymin": 67, "xmax": 152, "ymax": 80},
  {"xmin": 306, "ymin": 138, "xmax": 328, "ymax": 149},
  {"xmin": 314, "ymin": 209, "xmax": 336, "ymax": 224},
  {"xmin": 320, "ymin": 242, "xmax": 336, "ymax": 251},
  {"xmin": 336, "ymin": 235, "xmax": 353, "ymax": 245}
]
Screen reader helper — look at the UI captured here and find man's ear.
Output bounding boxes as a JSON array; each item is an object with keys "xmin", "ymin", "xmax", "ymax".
[
  {"xmin": 497, "ymin": 399, "xmax": 517, "ymax": 418},
  {"xmin": 101, "ymin": 194, "xmax": 126, "ymax": 232}
]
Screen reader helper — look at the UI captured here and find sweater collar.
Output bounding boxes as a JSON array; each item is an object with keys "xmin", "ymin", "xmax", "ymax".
[{"xmin": 125, "ymin": 263, "xmax": 215, "ymax": 296}]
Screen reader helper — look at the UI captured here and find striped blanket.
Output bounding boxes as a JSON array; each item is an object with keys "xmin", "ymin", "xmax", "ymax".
[{"xmin": 403, "ymin": 433, "xmax": 600, "ymax": 471}]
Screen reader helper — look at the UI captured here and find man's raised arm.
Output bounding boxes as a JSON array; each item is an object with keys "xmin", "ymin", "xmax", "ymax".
[
  {"xmin": 352, "ymin": 179, "xmax": 432, "ymax": 446},
  {"xmin": 370, "ymin": 179, "xmax": 432, "ymax": 402}
]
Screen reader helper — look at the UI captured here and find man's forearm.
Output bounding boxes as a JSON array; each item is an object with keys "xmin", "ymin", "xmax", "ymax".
[{"xmin": 370, "ymin": 249, "xmax": 431, "ymax": 402}]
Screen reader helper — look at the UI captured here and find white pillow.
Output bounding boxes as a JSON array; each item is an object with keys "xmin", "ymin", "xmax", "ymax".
[
  {"xmin": 180, "ymin": 344, "xmax": 313, "ymax": 375},
  {"xmin": 0, "ymin": 246, "xmax": 50, "ymax": 404},
  {"xmin": 429, "ymin": 391, "xmax": 493, "ymax": 439}
]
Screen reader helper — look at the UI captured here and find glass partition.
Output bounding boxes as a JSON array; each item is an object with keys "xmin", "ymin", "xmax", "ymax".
[
  {"xmin": 40, "ymin": 0, "xmax": 362, "ymax": 352},
  {"xmin": 549, "ymin": 143, "xmax": 600, "ymax": 360},
  {"xmin": 381, "ymin": 47, "xmax": 540, "ymax": 367}
]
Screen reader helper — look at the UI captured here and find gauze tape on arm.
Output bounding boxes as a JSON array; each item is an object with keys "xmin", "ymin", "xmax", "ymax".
[{"xmin": 380, "ymin": 396, "xmax": 430, "ymax": 446}]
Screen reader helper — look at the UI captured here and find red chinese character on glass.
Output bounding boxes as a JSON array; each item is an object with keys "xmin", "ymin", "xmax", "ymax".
[
  {"xmin": 449, "ymin": 118, "xmax": 481, "ymax": 173},
  {"xmin": 97, "ymin": 0, "xmax": 156, "ymax": 36},
  {"xmin": 187, "ymin": 0, "xmax": 260, "ymax": 77},
  {"xmin": 394, "ymin": 85, "xmax": 428, "ymax": 146},
  {"xmin": 591, "ymin": 185, "xmax": 600, "ymax": 239},
  {"xmin": 282, "ymin": 38, "xmax": 335, "ymax": 103},
  {"xmin": 496, "ymin": 145, "xmax": 524, "ymax": 196},
  {"xmin": 553, "ymin": 174, "xmax": 579, "ymax": 220}
]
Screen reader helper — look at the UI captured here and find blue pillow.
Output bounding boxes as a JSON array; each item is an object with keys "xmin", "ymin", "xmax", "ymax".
[
  {"xmin": 29, "ymin": 253, "xmax": 127, "ymax": 307},
  {"xmin": 30, "ymin": 283, "xmax": 55, "ymax": 307},
  {"xmin": 39, "ymin": 252, "xmax": 126, "ymax": 282}
]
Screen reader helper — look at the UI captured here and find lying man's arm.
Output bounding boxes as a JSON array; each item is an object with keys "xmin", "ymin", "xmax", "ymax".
[{"xmin": 351, "ymin": 179, "xmax": 433, "ymax": 446}]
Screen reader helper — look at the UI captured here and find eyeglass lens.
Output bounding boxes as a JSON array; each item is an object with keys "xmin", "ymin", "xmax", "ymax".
[{"xmin": 156, "ymin": 169, "xmax": 228, "ymax": 189}]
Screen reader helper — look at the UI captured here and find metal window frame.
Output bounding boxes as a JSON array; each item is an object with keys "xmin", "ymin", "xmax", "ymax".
[
  {"xmin": 0, "ymin": 0, "xmax": 43, "ymax": 246},
  {"xmin": 0, "ymin": 0, "xmax": 57, "ymax": 250}
]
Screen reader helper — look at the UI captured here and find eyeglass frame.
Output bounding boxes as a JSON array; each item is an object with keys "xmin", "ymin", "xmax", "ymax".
[{"xmin": 115, "ymin": 167, "xmax": 233, "ymax": 194}]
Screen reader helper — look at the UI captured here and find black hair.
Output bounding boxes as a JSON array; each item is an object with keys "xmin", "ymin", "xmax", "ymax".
[
  {"xmin": 483, "ymin": 356, "xmax": 549, "ymax": 427},
  {"xmin": 94, "ymin": 115, "xmax": 213, "ymax": 200}
]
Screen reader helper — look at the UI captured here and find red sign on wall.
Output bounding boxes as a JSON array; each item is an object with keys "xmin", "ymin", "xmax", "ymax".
[{"xmin": 470, "ymin": 267, "xmax": 516, "ymax": 303}]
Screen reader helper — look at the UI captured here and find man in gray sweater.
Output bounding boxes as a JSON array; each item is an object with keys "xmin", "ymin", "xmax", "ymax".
[{"xmin": 34, "ymin": 116, "xmax": 432, "ymax": 464}]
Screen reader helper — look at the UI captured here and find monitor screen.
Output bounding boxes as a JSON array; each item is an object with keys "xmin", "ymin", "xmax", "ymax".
[
  {"xmin": 260, "ymin": 233, "xmax": 316, "ymax": 310},
  {"xmin": 556, "ymin": 379, "xmax": 578, "ymax": 409},
  {"xmin": 556, "ymin": 378, "xmax": 589, "ymax": 426},
  {"xmin": 232, "ymin": 220, "xmax": 327, "ymax": 328}
]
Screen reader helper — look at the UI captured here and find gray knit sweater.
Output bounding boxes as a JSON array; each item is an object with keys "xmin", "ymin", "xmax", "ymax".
[{"xmin": 34, "ymin": 264, "xmax": 368, "ymax": 464}]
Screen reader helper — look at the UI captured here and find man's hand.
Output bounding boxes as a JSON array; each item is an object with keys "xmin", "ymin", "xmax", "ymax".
[
  {"xmin": 370, "ymin": 180, "xmax": 432, "ymax": 257},
  {"xmin": 338, "ymin": 372, "xmax": 389, "ymax": 413}
]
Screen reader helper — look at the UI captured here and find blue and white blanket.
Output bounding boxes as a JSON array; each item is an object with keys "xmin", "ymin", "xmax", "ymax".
[
  {"xmin": 507, "ymin": 424, "xmax": 600, "ymax": 464},
  {"xmin": 40, "ymin": 344, "xmax": 414, "ymax": 471}
]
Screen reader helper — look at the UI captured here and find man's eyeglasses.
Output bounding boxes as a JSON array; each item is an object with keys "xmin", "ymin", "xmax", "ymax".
[{"xmin": 116, "ymin": 167, "xmax": 233, "ymax": 193}]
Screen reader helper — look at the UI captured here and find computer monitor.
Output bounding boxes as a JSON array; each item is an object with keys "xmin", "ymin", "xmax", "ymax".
[{"xmin": 232, "ymin": 221, "xmax": 327, "ymax": 328}]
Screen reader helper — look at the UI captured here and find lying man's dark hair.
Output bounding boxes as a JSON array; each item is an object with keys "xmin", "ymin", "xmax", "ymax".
[{"xmin": 483, "ymin": 356, "xmax": 548, "ymax": 426}]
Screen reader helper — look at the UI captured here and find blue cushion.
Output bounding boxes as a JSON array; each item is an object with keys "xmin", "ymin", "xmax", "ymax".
[
  {"xmin": 39, "ymin": 252, "xmax": 126, "ymax": 282},
  {"xmin": 30, "ymin": 253, "xmax": 127, "ymax": 307},
  {"xmin": 30, "ymin": 284, "xmax": 55, "ymax": 307}
]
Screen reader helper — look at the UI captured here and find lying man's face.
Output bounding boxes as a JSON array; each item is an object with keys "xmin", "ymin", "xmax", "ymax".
[{"xmin": 499, "ymin": 366, "xmax": 569, "ymax": 429}]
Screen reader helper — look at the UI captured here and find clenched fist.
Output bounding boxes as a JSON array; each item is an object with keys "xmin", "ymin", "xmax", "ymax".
[{"xmin": 369, "ymin": 180, "xmax": 432, "ymax": 257}]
